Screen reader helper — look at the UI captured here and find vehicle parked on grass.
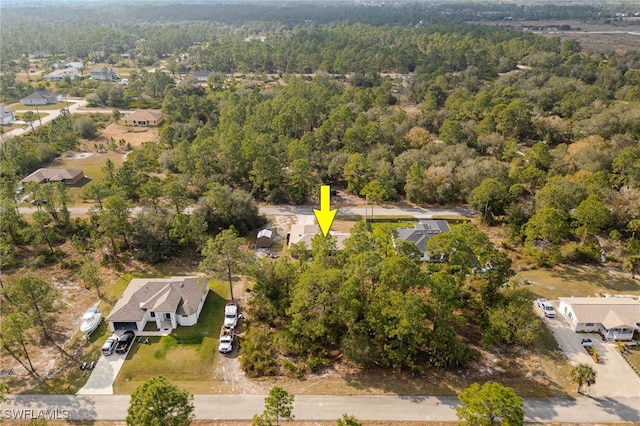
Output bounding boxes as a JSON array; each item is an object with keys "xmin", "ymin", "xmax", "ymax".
[
  {"xmin": 224, "ymin": 303, "xmax": 238, "ymax": 329},
  {"xmin": 101, "ymin": 336, "xmax": 118, "ymax": 356},
  {"xmin": 115, "ymin": 330, "xmax": 135, "ymax": 354}
]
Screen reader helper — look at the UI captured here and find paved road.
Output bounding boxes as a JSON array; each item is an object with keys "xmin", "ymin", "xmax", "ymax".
[
  {"xmin": 2, "ymin": 394, "xmax": 639, "ymax": 422},
  {"xmin": 17, "ymin": 205, "xmax": 477, "ymax": 220},
  {"xmin": 1, "ymin": 100, "xmax": 88, "ymax": 141}
]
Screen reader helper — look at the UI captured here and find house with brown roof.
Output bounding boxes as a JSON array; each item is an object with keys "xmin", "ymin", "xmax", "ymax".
[
  {"xmin": 558, "ymin": 296, "xmax": 640, "ymax": 341},
  {"xmin": 106, "ymin": 276, "xmax": 209, "ymax": 335},
  {"xmin": 122, "ymin": 110, "xmax": 164, "ymax": 127},
  {"xmin": 18, "ymin": 168, "xmax": 84, "ymax": 190}
]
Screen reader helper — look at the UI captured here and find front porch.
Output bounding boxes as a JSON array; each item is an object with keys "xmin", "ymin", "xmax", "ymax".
[{"xmin": 141, "ymin": 320, "xmax": 173, "ymax": 336}]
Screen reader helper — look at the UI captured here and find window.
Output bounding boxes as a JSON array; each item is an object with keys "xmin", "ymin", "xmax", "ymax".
[
  {"xmin": 585, "ymin": 323, "xmax": 595, "ymax": 327},
  {"xmin": 165, "ymin": 313, "xmax": 171, "ymax": 320},
  {"xmin": 150, "ymin": 312, "xmax": 155, "ymax": 318}
]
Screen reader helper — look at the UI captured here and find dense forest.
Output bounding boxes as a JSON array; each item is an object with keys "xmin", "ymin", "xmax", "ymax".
[{"xmin": 1, "ymin": 1, "xmax": 640, "ymax": 376}]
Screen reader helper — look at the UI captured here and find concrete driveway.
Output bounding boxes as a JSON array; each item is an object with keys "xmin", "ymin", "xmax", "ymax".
[
  {"xmin": 541, "ymin": 301, "xmax": 640, "ymax": 398},
  {"xmin": 76, "ymin": 352, "xmax": 127, "ymax": 395}
]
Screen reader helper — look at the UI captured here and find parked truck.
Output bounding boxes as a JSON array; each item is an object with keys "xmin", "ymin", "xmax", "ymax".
[{"xmin": 219, "ymin": 327, "xmax": 235, "ymax": 354}]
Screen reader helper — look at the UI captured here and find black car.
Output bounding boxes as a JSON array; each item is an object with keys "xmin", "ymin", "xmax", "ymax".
[{"xmin": 115, "ymin": 331, "xmax": 135, "ymax": 354}]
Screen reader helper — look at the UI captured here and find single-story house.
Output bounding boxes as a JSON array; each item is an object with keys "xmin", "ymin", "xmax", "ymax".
[
  {"xmin": 44, "ymin": 67, "xmax": 79, "ymax": 81},
  {"xmin": 394, "ymin": 219, "xmax": 450, "ymax": 261},
  {"xmin": 0, "ymin": 107, "xmax": 16, "ymax": 125},
  {"xmin": 288, "ymin": 223, "xmax": 349, "ymax": 250},
  {"xmin": 193, "ymin": 70, "xmax": 211, "ymax": 82},
  {"xmin": 122, "ymin": 110, "xmax": 164, "ymax": 127},
  {"xmin": 90, "ymin": 67, "xmax": 119, "ymax": 81},
  {"xmin": 106, "ymin": 276, "xmax": 209, "ymax": 334},
  {"xmin": 558, "ymin": 296, "xmax": 640, "ymax": 341},
  {"xmin": 29, "ymin": 51, "xmax": 50, "ymax": 59},
  {"xmin": 19, "ymin": 168, "xmax": 84, "ymax": 189},
  {"xmin": 257, "ymin": 229, "xmax": 273, "ymax": 248},
  {"xmin": 21, "ymin": 91, "xmax": 63, "ymax": 106}
]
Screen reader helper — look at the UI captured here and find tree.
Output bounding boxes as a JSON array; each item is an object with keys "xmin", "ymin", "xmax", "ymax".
[
  {"xmin": 126, "ymin": 376, "xmax": 194, "ymax": 426},
  {"xmin": 199, "ymin": 227, "xmax": 251, "ymax": 301},
  {"xmin": 98, "ymin": 194, "xmax": 132, "ymax": 256},
  {"xmin": 112, "ymin": 109, "xmax": 122, "ymax": 123},
  {"xmin": 571, "ymin": 363, "xmax": 596, "ymax": 394},
  {"xmin": 0, "ymin": 382, "xmax": 9, "ymax": 403},
  {"xmin": 77, "ymin": 255, "xmax": 103, "ymax": 298},
  {"xmin": 469, "ymin": 178, "xmax": 509, "ymax": 224},
  {"xmin": 73, "ymin": 116, "xmax": 97, "ymax": 139},
  {"xmin": 337, "ymin": 414, "xmax": 362, "ymax": 426},
  {"xmin": 22, "ymin": 111, "xmax": 37, "ymax": 133},
  {"xmin": 0, "ymin": 312, "xmax": 38, "ymax": 377},
  {"xmin": 573, "ymin": 194, "xmax": 612, "ymax": 239},
  {"xmin": 287, "ymin": 158, "xmax": 316, "ymax": 204},
  {"xmin": 253, "ymin": 386, "xmax": 295, "ymax": 426},
  {"xmin": 456, "ymin": 382, "xmax": 524, "ymax": 426},
  {"xmin": 623, "ymin": 255, "xmax": 640, "ymax": 279},
  {"xmin": 8, "ymin": 275, "xmax": 64, "ymax": 341}
]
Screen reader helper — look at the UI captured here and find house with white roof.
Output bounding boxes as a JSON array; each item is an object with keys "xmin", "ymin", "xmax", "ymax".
[
  {"xmin": 288, "ymin": 223, "xmax": 349, "ymax": 250},
  {"xmin": 558, "ymin": 296, "xmax": 640, "ymax": 341}
]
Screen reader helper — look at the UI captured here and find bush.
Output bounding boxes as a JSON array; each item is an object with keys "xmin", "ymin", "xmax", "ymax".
[
  {"xmin": 240, "ymin": 325, "xmax": 279, "ymax": 378},
  {"xmin": 73, "ymin": 116, "xmax": 97, "ymax": 139},
  {"xmin": 561, "ymin": 241, "xmax": 600, "ymax": 263}
]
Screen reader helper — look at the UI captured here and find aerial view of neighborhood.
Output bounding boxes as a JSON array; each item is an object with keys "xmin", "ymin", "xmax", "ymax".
[{"xmin": 1, "ymin": 0, "xmax": 640, "ymax": 424}]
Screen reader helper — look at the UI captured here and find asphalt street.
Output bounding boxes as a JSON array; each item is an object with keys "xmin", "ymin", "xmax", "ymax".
[{"xmin": 2, "ymin": 394, "xmax": 639, "ymax": 422}]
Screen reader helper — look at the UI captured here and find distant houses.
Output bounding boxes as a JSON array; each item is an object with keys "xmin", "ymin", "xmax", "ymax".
[
  {"xmin": 122, "ymin": 110, "xmax": 164, "ymax": 127},
  {"xmin": 193, "ymin": 70, "xmax": 211, "ymax": 82},
  {"xmin": 90, "ymin": 67, "xmax": 119, "ymax": 82},
  {"xmin": 0, "ymin": 107, "xmax": 16, "ymax": 125},
  {"xmin": 19, "ymin": 168, "xmax": 84, "ymax": 190},
  {"xmin": 21, "ymin": 91, "xmax": 63, "ymax": 106},
  {"xmin": 43, "ymin": 67, "xmax": 80, "ymax": 82}
]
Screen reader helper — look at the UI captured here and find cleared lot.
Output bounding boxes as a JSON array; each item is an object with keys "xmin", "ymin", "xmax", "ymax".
[{"xmin": 540, "ymin": 301, "xmax": 640, "ymax": 398}]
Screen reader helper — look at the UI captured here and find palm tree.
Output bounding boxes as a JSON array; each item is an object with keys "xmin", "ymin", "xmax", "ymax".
[{"xmin": 571, "ymin": 363, "xmax": 596, "ymax": 394}]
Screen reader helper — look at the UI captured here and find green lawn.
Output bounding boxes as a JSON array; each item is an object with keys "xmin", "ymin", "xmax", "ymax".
[
  {"xmin": 10, "ymin": 102, "xmax": 68, "ymax": 110},
  {"xmin": 113, "ymin": 280, "xmax": 228, "ymax": 394}
]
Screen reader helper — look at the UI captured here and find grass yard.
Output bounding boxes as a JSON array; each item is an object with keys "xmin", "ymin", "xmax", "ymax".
[
  {"xmin": 113, "ymin": 280, "xmax": 229, "ymax": 394},
  {"xmin": 624, "ymin": 345, "xmax": 640, "ymax": 373},
  {"xmin": 515, "ymin": 265, "xmax": 640, "ymax": 299},
  {"xmin": 10, "ymin": 102, "xmax": 67, "ymax": 110}
]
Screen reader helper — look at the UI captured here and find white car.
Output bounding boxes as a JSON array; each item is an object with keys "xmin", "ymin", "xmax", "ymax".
[
  {"xmin": 542, "ymin": 302, "xmax": 556, "ymax": 318},
  {"xmin": 224, "ymin": 304, "xmax": 238, "ymax": 329}
]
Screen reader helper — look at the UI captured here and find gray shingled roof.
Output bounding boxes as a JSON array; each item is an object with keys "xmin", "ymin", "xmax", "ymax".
[
  {"xmin": 106, "ymin": 277, "xmax": 208, "ymax": 322},
  {"xmin": 395, "ymin": 220, "xmax": 450, "ymax": 253},
  {"xmin": 21, "ymin": 90, "xmax": 60, "ymax": 102}
]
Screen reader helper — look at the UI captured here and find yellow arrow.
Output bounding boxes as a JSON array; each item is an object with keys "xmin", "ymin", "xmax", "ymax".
[{"xmin": 313, "ymin": 185, "xmax": 337, "ymax": 237}]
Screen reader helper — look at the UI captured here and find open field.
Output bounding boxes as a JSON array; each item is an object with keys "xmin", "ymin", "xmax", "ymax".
[
  {"xmin": 515, "ymin": 265, "xmax": 640, "ymax": 300},
  {"xmin": 496, "ymin": 20, "xmax": 640, "ymax": 53}
]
